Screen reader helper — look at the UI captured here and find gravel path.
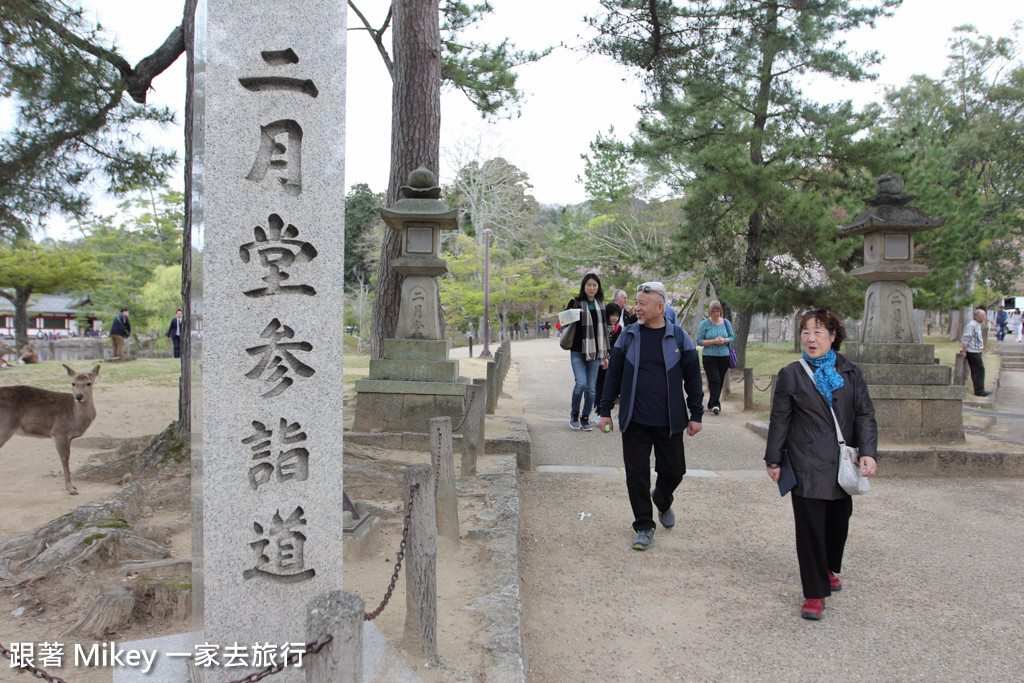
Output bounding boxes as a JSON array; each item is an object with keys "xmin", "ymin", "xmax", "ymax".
[{"xmin": 501, "ymin": 336, "xmax": 1024, "ymax": 682}]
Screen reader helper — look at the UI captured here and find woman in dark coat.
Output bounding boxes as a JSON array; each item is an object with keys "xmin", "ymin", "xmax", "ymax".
[{"xmin": 764, "ymin": 309, "xmax": 878, "ymax": 620}]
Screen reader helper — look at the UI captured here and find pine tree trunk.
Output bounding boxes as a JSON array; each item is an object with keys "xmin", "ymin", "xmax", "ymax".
[
  {"xmin": 368, "ymin": 0, "xmax": 442, "ymax": 358},
  {"xmin": 13, "ymin": 290, "xmax": 31, "ymax": 350},
  {"xmin": 178, "ymin": 0, "xmax": 197, "ymax": 435}
]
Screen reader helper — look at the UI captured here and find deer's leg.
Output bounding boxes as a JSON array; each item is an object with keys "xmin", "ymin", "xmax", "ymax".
[
  {"xmin": 53, "ymin": 436, "xmax": 78, "ymax": 495},
  {"xmin": 0, "ymin": 423, "xmax": 16, "ymax": 449}
]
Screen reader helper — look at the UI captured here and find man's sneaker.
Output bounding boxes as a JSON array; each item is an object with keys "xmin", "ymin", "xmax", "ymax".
[
  {"xmin": 631, "ymin": 529, "xmax": 654, "ymax": 551},
  {"xmin": 801, "ymin": 598, "xmax": 825, "ymax": 620},
  {"xmin": 829, "ymin": 571, "xmax": 842, "ymax": 591},
  {"xmin": 580, "ymin": 414, "xmax": 593, "ymax": 431},
  {"xmin": 569, "ymin": 411, "xmax": 581, "ymax": 430},
  {"xmin": 651, "ymin": 489, "xmax": 675, "ymax": 528}
]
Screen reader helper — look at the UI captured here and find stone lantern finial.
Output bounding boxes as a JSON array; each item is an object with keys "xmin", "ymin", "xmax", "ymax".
[
  {"xmin": 400, "ymin": 166, "xmax": 442, "ymax": 199},
  {"xmin": 865, "ymin": 171, "xmax": 915, "ymax": 207}
]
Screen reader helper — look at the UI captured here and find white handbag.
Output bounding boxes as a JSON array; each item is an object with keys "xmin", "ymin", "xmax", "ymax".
[{"xmin": 800, "ymin": 360, "xmax": 870, "ymax": 496}]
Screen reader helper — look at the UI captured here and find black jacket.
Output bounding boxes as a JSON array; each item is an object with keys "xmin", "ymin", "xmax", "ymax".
[
  {"xmin": 764, "ymin": 354, "xmax": 878, "ymax": 500},
  {"xmin": 110, "ymin": 313, "xmax": 131, "ymax": 338}
]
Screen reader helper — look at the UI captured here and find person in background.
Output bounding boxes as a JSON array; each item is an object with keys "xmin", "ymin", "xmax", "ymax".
[
  {"xmin": 110, "ymin": 308, "xmax": 131, "ymax": 360},
  {"xmin": 594, "ymin": 302, "xmax": 622, "ymax": 420},
  {"xmin": 598, "ymin": 281, "xmax": 703, "ymax": 551},
  {"xmin": 695, "ymin": 300, "xmax": 735, "ymax": 415},
  {"xmin": 166, "ymin": 308, "xmax": 184, "ymax": 359},
  {"xmin": 995, "ymin": 306, "xmax": 1007, "ymax": 342},
  {"xmin": 1013, "ymin": 308, "xmax": 1023, "ymax": 343},
  {"xmin": 764, "ymin": 308, "xmax": 878, "ymax": 621},
  {"xmin": 612, "ymin": 289, "xmax": 637, "ymax": 327},
  {"xmin": 961, "ymin": 308, "xmax": 991, "ymax": 397},
  {"xmin": 566, "ymin": 273, "xmax": 610, "ymax": 431}
]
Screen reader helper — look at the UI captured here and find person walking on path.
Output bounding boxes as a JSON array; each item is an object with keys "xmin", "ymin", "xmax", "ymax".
[
  {"xmin": 695, "ymin": 300, "xmax": 735, "ymax": 415},
  {"xmin": 764, "ymin": 308, "xmax": 878, "ymax": 621},
  {"xmin": 565, "ymin": 273, "xmax": 610, "ymax": 431},
  {"xmin": 598, "ymin": 281, "xmax": 703, "ymax": 551},
  {"xmin": 166, "ymin": 308, "xmax": 184, "ymax": 359},
  {"xmin": 109, "ymin": 308, "xmax": 131, "ymax": 360},
  {"xmin": 1013, "ymin": 307, "xmax": 1023, "ymax": 343},
  {"xmin": 961, "ymin": 308, "xmax": 991, "ymax": 397},
  {"xmin": 995, "ymin": 306, "xmax": 1007, "ymax": 342}
]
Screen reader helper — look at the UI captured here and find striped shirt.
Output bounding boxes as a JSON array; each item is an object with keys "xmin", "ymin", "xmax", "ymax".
[{"xmin": 961, "ymin": 319, "xmax": 984, "ymax": 353}]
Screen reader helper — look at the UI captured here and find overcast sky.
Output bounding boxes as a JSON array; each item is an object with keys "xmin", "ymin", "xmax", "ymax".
[{"xmin": 74, "ymin": 0, "xmax": 1023, "ymax": 221}]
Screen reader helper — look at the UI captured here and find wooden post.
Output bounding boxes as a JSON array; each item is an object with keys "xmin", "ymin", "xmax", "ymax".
[
  {"xmin": 743, "ymin": 367, "xmax": 754, "ymax": 411},
  {"xmin": 461, "ymin": 378, "xmax": 486, "ymax": 478},
  {"xmin": 403, "ymin": 465, "xmax": 437, "ymax": 657},
  {"xmin": 486, "ymin": 361, "xmax": 497, "ymax": 414},
  {"xmin": 306, "ymin": 590, "xmax": 364, "ymax": 682},
  {"xmin": 429, "ymin": 417, "xmax": 460, "ymax": 543}
]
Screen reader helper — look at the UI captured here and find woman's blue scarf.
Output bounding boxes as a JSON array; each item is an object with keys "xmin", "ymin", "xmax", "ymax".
[{"xmin": 802, "ymin": 349, "xmax": 844, "ymax": 406}]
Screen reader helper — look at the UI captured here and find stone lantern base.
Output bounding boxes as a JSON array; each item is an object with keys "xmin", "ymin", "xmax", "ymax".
[
  {"xmin": 351, "ymin": 339, "xmax": 467, "ymax": 433},
  {"xmin": 845, "ymin": 342, "xmax": 965, "ymax": 443}
]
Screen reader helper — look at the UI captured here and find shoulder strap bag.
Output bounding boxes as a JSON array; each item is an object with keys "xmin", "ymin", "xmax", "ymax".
[
  {"xmin": 799, "ymin": 359, "xmax": 870, "ymax": 496},
  {"xmin": 724, "ymin": 319, "xmax": 738, "ymax": 368}
]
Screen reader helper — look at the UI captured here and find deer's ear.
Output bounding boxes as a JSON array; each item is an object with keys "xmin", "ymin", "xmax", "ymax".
[
  {"xmin": 90, "ymin": 365, "xmax": 101, "ymax": 379},
  {"xmin": 63, "ymin": 364, "xmax": 75, "ymax": 377}
]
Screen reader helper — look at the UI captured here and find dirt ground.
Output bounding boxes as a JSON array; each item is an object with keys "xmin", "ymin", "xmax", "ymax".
[{"xmin": 0, "ymin": 359, "xmax": 499, "ymax": 682}]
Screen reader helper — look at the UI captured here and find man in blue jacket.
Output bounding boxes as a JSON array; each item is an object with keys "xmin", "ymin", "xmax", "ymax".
[{"xmin": 598, "ymin": 281, "xmax": 703, "ymax": 551}]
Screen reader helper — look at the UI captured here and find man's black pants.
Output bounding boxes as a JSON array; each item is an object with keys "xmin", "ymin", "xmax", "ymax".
[
  {"xmin": 622, "ymin": 422, "xmax": 685, "ymax": 532},
  {"xmin": 965, "ymin": 351, "xmax": 985, "ymax": 394}
]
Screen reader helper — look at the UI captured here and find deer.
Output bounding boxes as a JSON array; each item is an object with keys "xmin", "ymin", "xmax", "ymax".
[{"xmin": 0, "ymin": 364, "xmax": 101, "ymax": 495}]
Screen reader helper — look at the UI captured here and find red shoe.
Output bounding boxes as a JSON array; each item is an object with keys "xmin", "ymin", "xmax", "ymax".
[
  {"xmin": 829, "ymin": 571, "xmax": 842, "ymax": 591},
  {"xmin": 801, "ymin": 598, "xmax": 825, "ymax": 620}
]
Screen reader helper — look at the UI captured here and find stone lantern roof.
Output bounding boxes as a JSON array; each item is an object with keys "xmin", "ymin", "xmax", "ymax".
[
  {"xmin": 836, "ymin": 172, "xmax": 945, "ymax": 236},
  {"xmin": 837, "ymin": 172, "xmax": 946, "ymax": 283}
]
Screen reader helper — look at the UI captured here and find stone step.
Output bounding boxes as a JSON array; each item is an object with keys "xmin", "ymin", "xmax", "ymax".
[{"xmin": 859, "ymin": 362, "xmax": 952, "ymax": 386}]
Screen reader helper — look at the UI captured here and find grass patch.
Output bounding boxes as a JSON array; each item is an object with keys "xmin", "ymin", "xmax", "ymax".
[
  {"xmin": 0, "ymin": 358, "xmax": 181, "ymax": 390},
  {"xmin": 82, "ymin": 533, "xmax": 107, "ymax": 546}
]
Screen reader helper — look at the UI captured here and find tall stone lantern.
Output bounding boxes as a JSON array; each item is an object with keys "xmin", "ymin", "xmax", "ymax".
[
  {"xmin": 379, "ymin": 166, "xmax": 460, "ymax": 340},
  {"xmin": 838, "ymin": 173, "xmax": 965, "ymax": 442},
  {"xmin": 837, "ymin": 172, "xmax": 945, "ymax": 343},
  {"xmin": 352, "ymin": 167, "xmax": 466, "ymax": 433}
]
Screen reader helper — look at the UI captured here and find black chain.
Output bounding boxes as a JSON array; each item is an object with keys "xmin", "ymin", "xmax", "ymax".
[
  {"xmin": 0, "ymin": 642, "xmax": 70, "ymax": 683},
  {"xmin": 364, "ymin": 482, "xmax": 419, "ymax": 621},
  {"xmin": 452, "ymin": 383, "xmax": 480, "ymax": 432},
  {"xmin": 226, "ymin": 635, "xmax": 333, "ymax": 683}
]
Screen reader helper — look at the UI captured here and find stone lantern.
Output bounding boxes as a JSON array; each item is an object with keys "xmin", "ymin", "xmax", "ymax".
[
  {"xmin": 838, "ymin": 172, "xmax": 965, "ymax": 443},
  {"xmin": 379, "ymin": 166, "xmax": 459, "ymax": 340},
  {"xmin": 352, "ymin": 167, "xmax": 466, "ymax": 433},
  {"xmin": 837, "ymin": 171, "xmax": 945, "ymax": 343}
]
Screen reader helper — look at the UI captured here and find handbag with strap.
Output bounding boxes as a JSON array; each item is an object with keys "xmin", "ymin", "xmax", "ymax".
[
  {"xmin": 558, "ymin": 306, "xmax": 580, "ymax": 350},
  {"xmin": 724, "ymin": 319, "xmax": 737, "ymax": 368},
  {"xmin": 799, "ymin": 359, "xmax": 870, "ymax": 496}
]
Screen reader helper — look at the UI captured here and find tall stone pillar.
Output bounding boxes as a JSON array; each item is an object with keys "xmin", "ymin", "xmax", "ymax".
[{"xmin": 193, "ymin": 0, "xmax": 347, "ymax": 678}]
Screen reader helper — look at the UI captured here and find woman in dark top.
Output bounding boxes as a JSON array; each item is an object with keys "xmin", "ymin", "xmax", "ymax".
[
  {"xmin": 764, "ymin": 309, "xmax": 878, "ymax": 621},
  {"xmin": 565, "ymin": 273, "xmax": 609, "ymax": 431}
]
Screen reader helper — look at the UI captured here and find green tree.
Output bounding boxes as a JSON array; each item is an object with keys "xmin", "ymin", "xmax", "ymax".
[
  {"xmin": 588, "ymin": 0, "xmax": 900, "ymax": 364},
  {"xmin": 71, "ymin": 185, "xmax": 184, "ymax": 321},
  {"xmin": 882, "ymin": 26, "xmax": 1024, "ymax": 315},
  {"xmin": 0, "ymin": 241, "xmax": 102, "ymax": 348},
  {"xmin": 136, "ymin": 264, "xmax": 182, "ymax": 335},
  {"xmin": 0, "ymin": 0, "xmax": 183, "ymax": 238},
  {"xmin": 344, "ymin": 183, "xmax": 384, "ymax": 291}
]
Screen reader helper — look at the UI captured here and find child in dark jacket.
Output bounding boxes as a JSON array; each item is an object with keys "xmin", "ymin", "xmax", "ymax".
[{"xmin": 594, "ymin": 303, "xmax": 622, "ymax": 419}]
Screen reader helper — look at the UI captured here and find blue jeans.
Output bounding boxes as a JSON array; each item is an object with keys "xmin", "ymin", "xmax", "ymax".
[{"xmin": 570, "ymin": 351, "xmax": 601, "ymax": 415}]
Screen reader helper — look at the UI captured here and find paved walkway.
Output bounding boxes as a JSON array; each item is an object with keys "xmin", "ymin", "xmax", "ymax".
[{"xmin": 484, "ymin": 335, "xmax": 1024, "ymax": 681}]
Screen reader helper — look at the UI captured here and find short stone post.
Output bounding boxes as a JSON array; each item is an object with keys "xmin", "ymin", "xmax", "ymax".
[
  {"xmin": 403, "ymin": 466, "xmax": 437, "ymax": 657},
  {"xmin": 306, "ymin": 590, "xmax": 364, "ymax": 682},
  {"xmin": 743, "ymin": 367, "xmax": 754, "ymax": 411},
  {"xmin": 429, "ymin": 417, "xmax": 460, "ymax": 543},
  {"xmin": 953, "ymin": 351, "xmax": 967, "ymax": 386},
  {"xmin": 461, "ymin": 378, "xmax": 486, "ymax": 477},
  {"xmin": 486, "ymin": 361, "xmax": 497, "ymax": 414},
  {"xmin": 493, "ymin": 348, "xmax": 505, "ymax": 395}
]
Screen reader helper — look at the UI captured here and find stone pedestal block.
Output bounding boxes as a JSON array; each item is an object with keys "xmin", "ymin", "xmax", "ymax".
[
  {"xmin": 382, "ymin": 338, "xmax": 450, "ymax": 361},
  {"xmin": 352, "ymin": 379, "xmax": 467, "ymax": 433},
  {"xmin": 396, "ymin": 275, "xmax": 442, "ymax": 340},
  {"xmin": 369, "ymin": 357, "xmax": 459, "ymax": 382},
  {"xmin": 862, "ymin": 281, "xmax": 920, "ymax": 343},
  {"xmin": 858, "ymin": 363, "xmax": 951, "ymax": 386},
  {"xmin": 845, "ymin": 342, "xmax": 935, "ymax": 365}
]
